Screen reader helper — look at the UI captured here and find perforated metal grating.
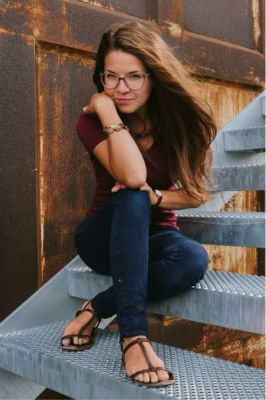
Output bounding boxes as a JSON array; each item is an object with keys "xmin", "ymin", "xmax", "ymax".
[
  {"xmin": 0, "ymin": 322, "xmax": 264, "ymax": 399},
  {"xmin": 175, "ymin": 210, "xmax": 265, "ymax": 219},
  {"xmin": 195, "ymin": 271, "xmax": 265, "ymax": 297}
]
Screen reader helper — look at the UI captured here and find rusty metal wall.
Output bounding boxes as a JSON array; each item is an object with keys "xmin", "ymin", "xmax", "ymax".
[{"xmin": 0, "ymin": 0, "xmax": 264, "ymax": 318}]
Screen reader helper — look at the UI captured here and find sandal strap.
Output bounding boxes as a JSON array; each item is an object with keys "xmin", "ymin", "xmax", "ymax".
[
  {"xmin": 75, "ymin": 302, "xmax": 101, "ymax": 335},
  {"xmin": 121, "ymin": 337, "xmax": 153, "ymax": 369},
  {"xmin": 60, "ymin": 333, "xmax": 94, "ymax": 346},
  {"xmin": 130, "ymin": 366, "xmax": 170, "ymax": 379}
]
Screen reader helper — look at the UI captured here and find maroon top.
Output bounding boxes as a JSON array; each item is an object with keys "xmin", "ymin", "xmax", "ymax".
[{"xmin": 76, "ymin": 112, "xmax": 178, "ymax": 230}]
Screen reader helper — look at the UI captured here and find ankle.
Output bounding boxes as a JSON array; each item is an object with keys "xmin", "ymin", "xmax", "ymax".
[{"xmin": 122, "ymin": 335, "xmax": 147, "ymax": 346}]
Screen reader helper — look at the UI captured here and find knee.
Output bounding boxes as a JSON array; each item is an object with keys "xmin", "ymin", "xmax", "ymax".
[
  {"xmin": 111, "ymin": 189, "xmax": 150, "ymax": 217},
  {"xmin": 186, "ymin": 243, "xmax": 209, "ymax": 282}
]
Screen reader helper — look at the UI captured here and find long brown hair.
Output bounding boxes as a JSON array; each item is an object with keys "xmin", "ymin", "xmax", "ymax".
[{"xmin": 93, "ymin": 21, "xmax": 217, "ymax": 202}]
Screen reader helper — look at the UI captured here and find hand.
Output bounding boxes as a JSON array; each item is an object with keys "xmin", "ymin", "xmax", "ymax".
[
  {"xmin": 111, "ymin": 182, "xmax": 127, "ymax": 193},
  {"xmin": 111, "ymin": 181, "xmax": 157, "ymax": 206},
  {"xmin": 139, "ymin": 182, "xmax": 158, "ymax": 206},
  {"xmin": 82, "ymin": 92, "xmax": 115, "ymax": 114}
]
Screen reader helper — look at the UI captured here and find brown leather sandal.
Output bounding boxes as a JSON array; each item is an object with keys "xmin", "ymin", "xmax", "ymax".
[
  {"xmin": 60, "ymin": 300, "xmax": 101, "ymax": 351},
  {"xmin": 120, "ymin": 337, "xmax": 175, "ymax": 387}
]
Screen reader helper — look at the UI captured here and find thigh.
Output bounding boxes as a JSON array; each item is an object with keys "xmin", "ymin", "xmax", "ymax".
[{"xmin": 147, "ymin": 227, "xmax": 209, "ymax": 300}]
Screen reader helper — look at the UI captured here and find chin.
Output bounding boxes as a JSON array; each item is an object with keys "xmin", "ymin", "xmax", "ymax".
[{"xmin": 117, "ymin": 105, "xmax": 137, "ymax": 114}]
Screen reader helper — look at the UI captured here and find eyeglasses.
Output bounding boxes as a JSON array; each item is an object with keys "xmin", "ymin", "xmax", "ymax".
[{"xmin": 100, "ymin": 72, "xmax": 150, "ymax": 90}]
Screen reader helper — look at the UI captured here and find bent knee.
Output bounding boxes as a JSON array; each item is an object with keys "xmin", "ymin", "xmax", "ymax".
[
  {"xmin": 112, "ymin": 189, "xmax": 150, "ymax": 214},
  {"xmin": 182, "ymin": 241, "xmax": 209, "ymax": 281}
]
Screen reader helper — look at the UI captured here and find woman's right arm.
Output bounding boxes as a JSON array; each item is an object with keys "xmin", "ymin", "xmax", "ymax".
[{"xmin": 85, "ymin": 93, "xmax": 147, "ymax": 188}]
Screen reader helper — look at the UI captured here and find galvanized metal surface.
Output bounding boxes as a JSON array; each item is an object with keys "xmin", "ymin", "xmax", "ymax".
[
  {"xmin": 262, "ymin": 94, "xmax": 265, "ymax": 116},
  {"xmin": 0, "ymin": 322, "xmax": 264, "ymax": 400},
  {"xmin": 211, "ymin": 162, "xmax": 265, "ymax": 191},
  {"xmin": 176, "ymin": 210, "xmax": 265, "ymax": 248},
  {"xmin": 212, "ymin": 91, "xmax": 265, "ymax": 165},
  {"xmin": 0, "ymin": 368, "xmax": 44, "ymax": 400},
  {"xmin": 223, "ymin": 127, "xmax": 265, "ymax": 152},
  {"xmin": 67, "ymin": 258, "xmax": 265, "ymax": 334}
]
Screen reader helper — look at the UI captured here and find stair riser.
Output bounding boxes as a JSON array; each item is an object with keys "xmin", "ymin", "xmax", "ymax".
[
  {"xmin": 223, "ymin": 127, "xmax": 265, "ymax": 152},
  {"xmin": 177, "ymin": 219, "xmax": 265, "ymax": 248},
  {"xmin": 211, "ymin": 164, "xmax": 265, "ymax": 190}
]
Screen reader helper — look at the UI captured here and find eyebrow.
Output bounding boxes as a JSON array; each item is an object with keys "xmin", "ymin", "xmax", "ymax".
[{"xmin": 105, "ymin": 69, "xmax": 142, "ymax": 74}]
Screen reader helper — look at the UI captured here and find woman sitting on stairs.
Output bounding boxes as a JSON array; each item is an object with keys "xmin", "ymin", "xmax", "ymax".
[{"xmin": 60, "ymin": 21, "xmax": 217, "ymax": 388}]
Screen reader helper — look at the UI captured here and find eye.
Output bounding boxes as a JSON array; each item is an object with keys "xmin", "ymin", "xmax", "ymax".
[
  {"xmin": 128, "ymin": 74, "xmax": 142, "ymax": 80},
  {"xmin": 105, "ymin": 72, "xmax": 117, "ymax": 80}
]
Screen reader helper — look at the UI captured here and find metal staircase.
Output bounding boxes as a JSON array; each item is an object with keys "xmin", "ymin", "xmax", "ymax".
[{"xmin": 0, "ymin": 91, "xmax": 265, "ymax": 399}]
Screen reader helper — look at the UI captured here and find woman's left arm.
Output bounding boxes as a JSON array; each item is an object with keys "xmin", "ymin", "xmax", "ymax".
[{"xmin": 111, "ymin": 182, "xmax": 202, "ymax": 209}]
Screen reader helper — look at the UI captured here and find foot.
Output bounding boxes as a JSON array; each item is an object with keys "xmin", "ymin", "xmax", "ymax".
[
  {"xmin": 122, "ymin": 335, "xmax": 169, "ymax": 384},
  {"xmin": 61, "ymin": 300, "xmax": 100, "ymax": 347}
]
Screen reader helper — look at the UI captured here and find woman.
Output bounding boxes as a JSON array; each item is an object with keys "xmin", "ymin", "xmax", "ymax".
[{"xmin": 60, "ymin": 21, "xmax": 217, "ymax": 387}]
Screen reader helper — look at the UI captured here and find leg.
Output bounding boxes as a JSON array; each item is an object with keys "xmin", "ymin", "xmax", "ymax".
[
  {"xmin": 62, "ymin": 189, "xmax": 151, "ymax": 345},
  {"xmin": 147, "ymin": 227, "xmax": 209, "ymax": 302}
]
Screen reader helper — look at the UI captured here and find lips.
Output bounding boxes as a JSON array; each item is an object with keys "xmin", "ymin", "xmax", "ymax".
[{"xmin": 115, "ymin": 99, "xmax": 133, "ymax": 105}]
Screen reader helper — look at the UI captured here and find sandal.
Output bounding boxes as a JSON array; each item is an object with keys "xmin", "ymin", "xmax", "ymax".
[
  {"xmin": 60, "ymin": 300, "xmax": 101, "ymax": 351},
  {"xmin": 120, "ymin": 337, "xmax": 175, "ymax": 387}
]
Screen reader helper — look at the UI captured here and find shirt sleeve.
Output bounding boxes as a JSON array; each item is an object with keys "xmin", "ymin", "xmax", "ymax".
[{"xmin": 76, "ymin": 112, "xmax": 106, "ymax": 156}]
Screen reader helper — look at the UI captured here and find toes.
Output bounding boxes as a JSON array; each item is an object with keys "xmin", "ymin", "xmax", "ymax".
[
  {"xmin": 143, "ymin": 372, "xmax": 150, "ymax": 383},
  {"xmin": 157, "ymin": 370, "xmax": 169, "ymax": 381},
  {"xmin": 61, "ymin": 338, "xmax": 70, "ymax": 346},
  {"xmin": 135, "ymin": 373, "xmax": 144, "ymax": 383},
  {"xmin": 73, "ymin": 337, "xmax": 79, "ymax": 345},
  {"xmin": 150, "ymin": 371, "xmax": 159, "ymax": 383}
]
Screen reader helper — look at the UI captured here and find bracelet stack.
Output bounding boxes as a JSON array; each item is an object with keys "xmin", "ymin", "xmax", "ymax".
[{"xmin": 103, "ymin": 123, "xmax": 129, "ymax": 137}]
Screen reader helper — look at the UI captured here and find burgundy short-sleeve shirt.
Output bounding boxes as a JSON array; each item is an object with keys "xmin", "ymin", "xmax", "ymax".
[{"xmin": 76, "ymin": 112, "xmax": 178, "ymax": 230}]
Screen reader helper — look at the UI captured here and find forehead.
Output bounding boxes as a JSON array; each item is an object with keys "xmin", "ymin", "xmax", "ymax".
[{"xmin": 104, "ymin": 50, "xmax": 146, "ymax": 73}]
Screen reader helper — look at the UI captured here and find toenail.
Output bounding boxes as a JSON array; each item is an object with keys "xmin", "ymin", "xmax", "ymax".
[{"xmin": 62, "ymin": 339, "xmax": 70, "ymax": 346}]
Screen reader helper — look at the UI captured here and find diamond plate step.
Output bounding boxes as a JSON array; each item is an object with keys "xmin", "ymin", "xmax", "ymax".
[
  {"xmin": 67, "ymin": 259, "xmax": 265, "ymax": 334},
  {"xmin": 176, "ymin": 210, "xmax": 265, "ymax": 248},
  {"xmin": 223, "ymin": 126, "xmax": 265, "ymax": 152},
  {"xmin": 0, "ymin": 322, "xmax": 264, "ymax": 400},
  {"xmin": 211, "ymin": 163, "xmax": 265, "ymax": 190}
]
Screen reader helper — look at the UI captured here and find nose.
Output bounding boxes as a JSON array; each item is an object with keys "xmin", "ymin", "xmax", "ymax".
[{"xmin": 116, "ymin": 79, "xmax": 130, "ymax": 93}]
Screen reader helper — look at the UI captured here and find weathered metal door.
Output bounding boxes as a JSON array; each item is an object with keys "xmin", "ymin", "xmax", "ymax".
[{"xmin": 1, "ymin": 0, "xmax": 264, "ymax": 320}]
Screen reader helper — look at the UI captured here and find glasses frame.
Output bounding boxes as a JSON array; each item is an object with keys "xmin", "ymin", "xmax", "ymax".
[{"xmin": 100, "ymin": 72, "xmax": 150, "ymax": 90}]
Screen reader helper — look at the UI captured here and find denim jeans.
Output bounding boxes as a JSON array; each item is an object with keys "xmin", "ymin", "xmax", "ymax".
[{"xmin": 75, "ymin": 189, "xmax": 209, "ymax": 339}]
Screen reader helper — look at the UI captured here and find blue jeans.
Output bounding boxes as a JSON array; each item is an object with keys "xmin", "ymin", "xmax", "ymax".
[{"xmin": 75, "ymin": 189, "xmax": 209, "ymax": 339}]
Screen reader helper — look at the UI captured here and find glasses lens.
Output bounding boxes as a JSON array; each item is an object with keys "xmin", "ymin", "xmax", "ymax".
[
  {"xmin": 101, "ymin": 73, "xmax": 118, "ymax": 88},
  {"xmin": 125, "ymin": 74, "xmax": 145, "ymax": 89}
]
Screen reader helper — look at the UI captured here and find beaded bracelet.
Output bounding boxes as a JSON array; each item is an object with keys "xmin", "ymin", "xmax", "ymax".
[{"xmin": 103, "ymin": 123, "xmax": 129, "ymax": 137}]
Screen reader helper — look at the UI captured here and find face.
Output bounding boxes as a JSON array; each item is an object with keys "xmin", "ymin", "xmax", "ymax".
[{"xmin": 103, "ymin": 50, "xmax": 152, "ymax": 117}]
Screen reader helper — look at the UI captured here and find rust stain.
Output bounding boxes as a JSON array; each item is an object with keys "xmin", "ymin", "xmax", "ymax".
[
  {"xmin": 252, "ymin": 0, "xmax": 261, "ymax": 48},
  {"xmin": 36, "ymin": 41, "xmax": 95, "ymax": 67}
]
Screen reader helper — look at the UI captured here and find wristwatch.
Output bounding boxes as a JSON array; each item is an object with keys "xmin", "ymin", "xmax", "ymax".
[{"xmin": 153, "ymin": 189, "xmax": 163, "ymax": 207}]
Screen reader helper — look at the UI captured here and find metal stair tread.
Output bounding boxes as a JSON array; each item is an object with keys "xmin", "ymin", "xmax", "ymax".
[
  {"xmin": 67, "ymin": 260, "xmax": 265, "ymax": 298},
  {"xmin": 67, "ymin": 259, "xmax": 265, "ymax": 334},
  {"xmin": 0, "ymin": 322, "xmax": 264, "ymax": 400},
  {"xmin": 175, "ymin": 210, "xmax": 265, "ymax": 219}
]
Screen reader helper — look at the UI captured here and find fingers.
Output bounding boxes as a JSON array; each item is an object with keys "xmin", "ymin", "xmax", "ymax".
[{"xmin": 111, "ymin": 182, "xmax": 127, "ymax": 192}]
